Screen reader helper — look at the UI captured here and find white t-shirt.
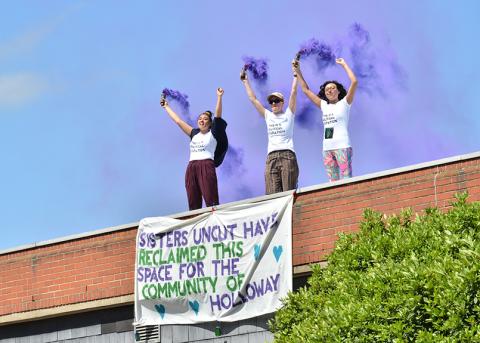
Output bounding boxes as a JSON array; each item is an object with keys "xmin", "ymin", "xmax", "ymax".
[
  {"xmin": 189, "ymin": 130, "xmax": 217, "ymax": 161},
  {"xmin": 320, "ymin": 98, "xmax": 351, "ymax": 151},
  {"xmin": 264, "ymin": 108, "xmax": 295, "ymax": 154}
]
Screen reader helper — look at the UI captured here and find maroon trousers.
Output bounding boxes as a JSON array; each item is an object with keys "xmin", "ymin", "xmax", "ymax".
[{"xmin": 185, "ymin": 159, "xmax": 219, "ymax": 210}]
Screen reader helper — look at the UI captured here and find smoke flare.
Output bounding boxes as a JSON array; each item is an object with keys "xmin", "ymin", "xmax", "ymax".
[
  {"xmin": 298, "ymin": 38, "xmax": 336, "ymax": 71},
  {"xmin": 242, "ymin": 56, "xmax": 269, "ymax": 82},
  {"xmin": 162, "ymin": 88, "xmax": 190, "ymax": 112}
]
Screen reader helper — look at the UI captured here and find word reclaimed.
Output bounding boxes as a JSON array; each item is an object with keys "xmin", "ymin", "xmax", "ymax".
[{"xmin": 134, "ymin": 194, "xmax": 293, "ymax": 325}]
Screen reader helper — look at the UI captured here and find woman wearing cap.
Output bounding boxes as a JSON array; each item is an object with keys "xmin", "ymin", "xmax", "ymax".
[
  {"xmin": 160, "ymin": 88, "xmax": 227, "ymax": 210},
  {"xmin": 294, "ymin": 58, "xmax": 357, "ymax": 181},
  {"xmin": 241, "ymin": 65, "xmax": 299, "ymax": 194}
]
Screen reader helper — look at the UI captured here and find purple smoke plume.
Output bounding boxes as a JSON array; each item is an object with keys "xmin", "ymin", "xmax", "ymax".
[
  {"xmin": 220, "ymin": 145, "xmax": 245, "ymax": 177},
  {"xmin": 162, "ymin": 88, "xmax": 190, "ymax": 112},
  {"xmin": 219, "ymin": 145, "xmax": 254, "ymax": 200},
  {"xmin": 296, "ymin": 23, "xmax": 407, "ymax": 100},
  {"xmin": 242, "ymin": 56, "xmax": 269, "ymax": 82},
  {"xmin": 348, "ymin": 23, "xmax": 379, "ymax": 95},
  {"xmin": 296, "ymin": 101, "xmax": 318, "ymax": 128},
  {"xmin": 298, "ymin": 38, "xmax": 336, "ymax": 71},
  {"xmin": 347, "ymin": 22, "xmax": 407, "ymax": 96},
  {"xmin": 291, "ymin": 22, "xmax": 408, "ymax": 138},
  {"xmin": 162, "ymin": 88, "xmax": 195, "ymax": 124},
  {"xmin": 350, "ymin": 22, "xmax": 370, "ymax": 46}
]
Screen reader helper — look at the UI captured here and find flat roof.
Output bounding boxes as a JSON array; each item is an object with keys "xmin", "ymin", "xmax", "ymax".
[{"xmin": 1, "ymin": 150, "xmax": 479, "ymax": 256}]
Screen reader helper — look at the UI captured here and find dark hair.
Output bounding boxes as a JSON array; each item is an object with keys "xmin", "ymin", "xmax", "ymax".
[
  {"xmin": 198, "ymin": 110, "xmax": 212, "ymax": 119},
  {"xmin": 318, "ymin": 81, "xmax": 347, "ymax": 104}
]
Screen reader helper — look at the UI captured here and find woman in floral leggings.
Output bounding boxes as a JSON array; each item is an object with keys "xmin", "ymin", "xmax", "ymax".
[{"xmin": 294, "ymin": 58, "xmax": 358, "ymax": 181}]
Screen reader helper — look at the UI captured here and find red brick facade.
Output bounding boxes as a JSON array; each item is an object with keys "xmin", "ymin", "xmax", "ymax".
[
  {"xmin": 1, "ymin": 154, "xmax": 479, "ymax": 319},
  {"xmin": 292, "ymin": 157, "xmax": 480, "ymax": 265}
]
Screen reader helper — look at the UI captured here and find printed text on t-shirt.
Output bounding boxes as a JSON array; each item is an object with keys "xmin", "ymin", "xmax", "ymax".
[
  {"xmin": 190, "ymin": 141, "xmax": 206, "ymax": 153},
  {"xmin": 323, "ymin": 113, "xmax": 338, "ymax": 126},
  {"xmin": 268, "ymin": 123, "xmax": 286, "ymax": 136}
]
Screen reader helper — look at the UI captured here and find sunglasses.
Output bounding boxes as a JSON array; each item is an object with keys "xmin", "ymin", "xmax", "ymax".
[{"xmin": 269, "ymin": 99, "xmax": 283, "ymax": 105}]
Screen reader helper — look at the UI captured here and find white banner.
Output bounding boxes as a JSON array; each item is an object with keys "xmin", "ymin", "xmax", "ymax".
[{"xmin": 134, "ymin": 194, "xmax": 293, "ymax": 325}]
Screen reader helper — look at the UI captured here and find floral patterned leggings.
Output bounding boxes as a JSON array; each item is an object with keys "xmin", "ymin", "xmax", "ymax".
[{"xmin": 323, "ymin": 147, "xmax": 353, "ymax": 181}]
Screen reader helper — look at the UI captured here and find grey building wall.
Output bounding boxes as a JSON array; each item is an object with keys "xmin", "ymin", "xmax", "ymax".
[
  {"xmin": 0, "ymin": 275, "xmax": 308, "ymax": 343},
  {"xmin": 0, "ymin": 306, "xmax": 134, "ymax": 343},
  {"xmin": 0, "ymin": 305, "xmax": 273, "ymax": 343}
]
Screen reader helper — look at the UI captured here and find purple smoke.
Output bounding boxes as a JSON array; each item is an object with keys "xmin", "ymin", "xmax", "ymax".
[
  {"xmin": 389, "ymin": 61, "xmax": 408, "ymax": 90},
  {"xmin": 350, "ymin": 22, "xmax": 370, "ymax": 46},
  {"xmin": 347, "ymin": 23, "xmax": 379, "ymax": 95},
  {"xmin": 242, "ymin": 56, "xmax": 269, "ymax": 82},
  {"xmin": 219, "ymin": 144, "xmax": 254, "ymax": 200},
  {"xmin": 296, "ymin": 101, "xmax": 318, "ymax": 128},
  {"xmin": 298, "ymin": 38, "xmax": 336, "ymax": 71},
  {"xmin": 162, "ymin": 88, "xmax": 195, "ymax": 125},
  {"xmin": 347, "ymin": 22, "xmax": 407, "ymax": 96},
  {"xmin": 162, "ymin": 88, "xmax": 190, "ymax": 112},
  {"xmin": 289, "ymin": 21, "xmax": 412, "ymax": 175},
  {"xmin": 220, "ymin": 145, "xmax": 246, "ymax": 177},
  {"xmin": 296, "ymin": 23, "xmax": 407, "ymax": 99}
]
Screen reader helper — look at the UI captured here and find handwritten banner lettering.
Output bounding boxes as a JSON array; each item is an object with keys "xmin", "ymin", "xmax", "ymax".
[{"xmin": 134, "ymin": 194, "xmax": 293, "ymax": 325}]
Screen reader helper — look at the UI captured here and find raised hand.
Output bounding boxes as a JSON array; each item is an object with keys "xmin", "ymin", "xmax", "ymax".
[
  {"xmin": 292, "ymin": 59, "xmax": 300, "ymax": 77},
  {"xmin": 160, "ymin": 97, "xmax": 168, "ymax": 107},
  {"xmin": 336, "ymin": 58, "xmax": 357, "ymax": 104},
  {"xmin": 240, "ymin": 67, "xmax": 247, "ymax": 81},
  {"xmin": 217, "ymin": 87, "xmax": 224, "ymax": 96}
]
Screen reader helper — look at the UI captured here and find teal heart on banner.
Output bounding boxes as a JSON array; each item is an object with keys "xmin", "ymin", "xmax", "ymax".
[
  {"xmin": 189, "ymin": 300, "xmax": 200, "ymax": 315},
  {"xmin": 254, "ymin": 244, "xmax": 261, "ymax": 260},
  {"xmin": 154, "ymin": 304, "xmax": 166, "ymax": 319},
  {"xmin": 273, "ymin": 245, "xmax": 283, "ymax": 262}
]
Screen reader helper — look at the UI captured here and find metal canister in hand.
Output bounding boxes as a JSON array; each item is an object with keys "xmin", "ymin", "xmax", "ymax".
[
  {"xmin": 292, "ymin": 53, "xmax": 301, "ymax": 77},
  {"xmin": 240, "ymin": 65, "xmax": 247, "ymax": 80},
  {"xmin": 293, "ymin": 52, "xmax": 301, "ymax": 67},
  {"xmin": 160, "ymin": 93, "xmax": 166, "ymax": 106}
]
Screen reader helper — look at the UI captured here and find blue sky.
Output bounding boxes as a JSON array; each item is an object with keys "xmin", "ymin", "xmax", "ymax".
[{"xmin": 1, "ymin": 0, "xmax": 479, "ymax": 250}]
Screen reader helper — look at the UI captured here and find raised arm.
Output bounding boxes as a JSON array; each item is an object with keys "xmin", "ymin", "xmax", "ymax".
[
  {"xmin": 288, "ymin": 62, "xmax": 298, "ymax": 113},
  {"xmin": 160, "ymin": 99, "xmax": 193, "ymax": 136},
  {"xmin": 240, "ymin": 70, "xmax": 266, "ymax": 117},
  {"xmin": 336, "ymin": 58, "xmax": 358, "ymax": 105},
  {"xmin": 294, "ymin": 61, "xmax": 322, "ymax": 108},
  {"xmin": 215, "ymin": 87, "xmax": 224, "ymax": 118}
]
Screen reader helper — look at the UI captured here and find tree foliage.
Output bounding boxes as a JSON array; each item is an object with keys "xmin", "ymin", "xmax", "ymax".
[{"xmin": 271, "ymin": 194, "xmax": 480, "ymax": 342}]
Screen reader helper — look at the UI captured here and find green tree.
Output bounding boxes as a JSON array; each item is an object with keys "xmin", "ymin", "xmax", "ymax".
[{"xmin": 271, "ymin": 194, "xmax": 480, "ymax": 342}]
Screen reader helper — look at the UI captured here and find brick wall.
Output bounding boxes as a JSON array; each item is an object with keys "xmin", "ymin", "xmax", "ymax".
[
  {"xmin": 292, "ymin": 157, "xmax": 480, "ymax": 265},
  {"xmin": 0, "ymin": 230, "xmax": 136, "ymax": 316},
  {"xmin": 1, "ymin": 154, "xmax": 479, "ymax": 319}
]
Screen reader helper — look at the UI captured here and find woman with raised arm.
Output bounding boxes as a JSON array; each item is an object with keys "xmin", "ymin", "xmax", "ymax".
[
  {"xmin": 160, "ymin": 88, "xmax": 227, "ymax": 210},
  {"xmin": 294, "ymin": 58, "xmax": 358, "ymax": 181},
  {"xmin": 240, "ymin": 64, "xmax": 299, "ymax": 194}
]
